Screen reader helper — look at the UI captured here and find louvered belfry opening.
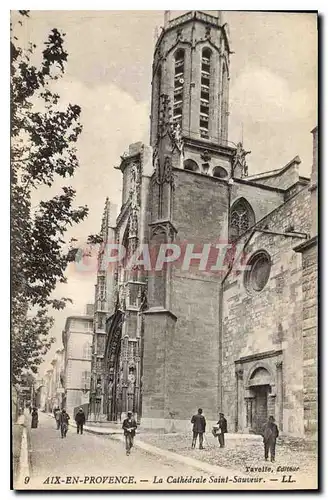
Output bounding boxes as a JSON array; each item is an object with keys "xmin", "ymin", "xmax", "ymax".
[
  {"xmin": 173, "ymin": 48, "xmax": 185, "ymax": 126},
  {"xmin": 200, "ymin": 48, "xmax": 211, "ymax": 138}
]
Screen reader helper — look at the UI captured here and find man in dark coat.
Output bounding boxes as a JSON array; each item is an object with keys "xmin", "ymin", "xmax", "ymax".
[
  {"xmin": 217, "ymin": 412, "xmax": 228, "ymax": 448},
  {"xmin": 75, "ymin": 407, "xmax": 86, "ymax": 435},
  {"xmin": 122, "ymin": 411, "xmax": 137, "ymax": 455},
  {"xmin": 59, "ymin": 409, "xmax": 70, "ymax": 438},
  {"xmin": 31, "ymin": 407, "xmax": 38, "ymax": 429},
  {"xmin": 191, "ymin": 408, "xmax": 206, "ymax": 449},
  {"xmin": 262, "ymin": 415, "xmax": 279, "ymax": 462},
  {"xmin": 54, "ymin": 407, "xmax": 61, "ymax": 429}
]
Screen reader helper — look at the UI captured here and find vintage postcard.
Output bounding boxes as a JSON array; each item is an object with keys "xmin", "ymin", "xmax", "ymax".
[{"xmin": 11, "ymin": 9, "xmax": 318, "ymax": 491}]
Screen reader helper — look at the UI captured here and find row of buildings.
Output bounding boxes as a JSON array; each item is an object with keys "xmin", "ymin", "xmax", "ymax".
[
  {"xmin": 37, "ymin": 308, "xmax": 94, "ymax": 416},
  {"xmin": 40, "ymin": 11, "xmax": 317, "ymax": 436}
]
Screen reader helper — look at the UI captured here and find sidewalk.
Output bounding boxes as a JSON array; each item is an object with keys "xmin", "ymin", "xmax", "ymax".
[{"xmin": 13, "ymin": 412, "xmax": 30, "ymax": 489}]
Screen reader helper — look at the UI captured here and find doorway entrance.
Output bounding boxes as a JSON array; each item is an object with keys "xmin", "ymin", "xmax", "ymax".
[
  {"xmin": 247, "ymin": 366, "xmax": 273, "ymax": 434},
  {"xmin": 251, "ymin": 384, "xmax": 269, "ymax": 433}
]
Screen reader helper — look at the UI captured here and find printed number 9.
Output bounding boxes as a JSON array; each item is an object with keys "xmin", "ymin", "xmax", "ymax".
[{"xmin": 24, "ymin": 477, "xmax": 30, "ymax": 484}]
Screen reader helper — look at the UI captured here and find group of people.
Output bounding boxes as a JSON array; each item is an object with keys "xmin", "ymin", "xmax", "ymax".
[
  {"xmin": 53, "ymin": 407, "xmax": 86, "ymax": 438},
  {"xmin": 191, "ymin": 408, "xmax": 228, "ymax": 450},
  {"xmin": 191, "ymin": 409, "xmax": 279, "ymax": 462},
  {"xmin": 30, "ymin": 403, "xmax": 278, "ymax": 462}
]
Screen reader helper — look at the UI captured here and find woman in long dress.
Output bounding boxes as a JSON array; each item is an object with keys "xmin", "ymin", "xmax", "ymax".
[{"xmin": 31, "ymin": 407, "xmax": 38, "ymax": 429}]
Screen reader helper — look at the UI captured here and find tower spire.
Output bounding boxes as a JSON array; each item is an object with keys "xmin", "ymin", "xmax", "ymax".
[{"xmin": 100, "ymin": 197, "xmax": 110, "ymax": 242}]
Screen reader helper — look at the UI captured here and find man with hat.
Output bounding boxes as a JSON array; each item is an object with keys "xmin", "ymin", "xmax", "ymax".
[
  {"xmin": 122, "ymin": 411, "xmax": 138, "ymax": 455},
  {"xmin": 191, "ymin": 408, "xmax": 206, "ymax": 449},
  {"xmin": 75, "ymin": 407, "xmax": 86, "ymax": 435},
  {"xmin": 262, "ymin": 415, "xmax": 279, "ymax": 462}
]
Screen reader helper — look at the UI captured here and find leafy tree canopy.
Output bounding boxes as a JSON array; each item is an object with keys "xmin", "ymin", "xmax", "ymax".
[{"xmin": 11, "ymin": 11, "xmax": 88, "ymax": 383}]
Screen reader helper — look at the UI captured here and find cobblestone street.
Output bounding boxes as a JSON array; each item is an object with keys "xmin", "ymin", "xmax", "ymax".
[
  {"xmin": 141, "ymin": 431, "xmax": 318, "ymax": 488},
  {"xmin": 14, "ymin": 412, "xmax": 318, "ymax": 491},
  {"xmin": 19, "ymin": 413, "xmax": 228, "ymax": 491}
]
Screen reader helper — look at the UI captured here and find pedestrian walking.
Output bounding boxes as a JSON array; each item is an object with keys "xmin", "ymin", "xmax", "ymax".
[
  {"xmin": 262, "ymin": 415, "xmax": 279, "ymax": 462},
  {"xmin": 31, "ymin": 407, "xmax": 38, "ymax": 429},
  {"xmin": 54, "ymin": 407, "xmax": 61, "ymax": 430},
  {"xmin": 216, "ymin": 412, "xmax": 228, "ymax": 448},
  {"xmin": 122, "ymin": 411, "xmax": 137, "ymax": 456},
  {"xmin": 75, "ymin": 407, "xmax": 86, "ymax": 435},
  {"xmin": 59, "ymin": 409, "xmax": 70, "ymax": 438},
  {"xmin": 191, "ymin": 408, "xmax": 206, "ymax": 449}
]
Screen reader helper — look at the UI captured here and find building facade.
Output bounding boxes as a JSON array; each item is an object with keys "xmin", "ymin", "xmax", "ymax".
[
  {"xmin": 90, "ymin": 10, "xmax": 317, "ymax": 436},
  {"xmin": 62, "ymin": 308, "xmax": 94, "ymax": 416}
]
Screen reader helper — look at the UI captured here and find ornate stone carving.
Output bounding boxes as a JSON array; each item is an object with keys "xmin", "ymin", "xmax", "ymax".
[
  {"xmin": 205, "ymin": 25, "xmax": 211, "ymax": 39},
  {"xmin": 129, "ymin": 164, "xmax": 141, "ymax": 209},
  {"xmin": 129, "ymin": 209, "xmax": 138, "ymax": 238},
  {"xmin": 152, "ymin": 155, "xmax": 175, "ymax": 189},
  {"xmin": 127, "ymin": 370, "xmax": 136, "ymax": 395},
  {"xmin": 176, "ymin": 28, "xmax": 183, "ymax": 41},
  {"xmin": 236, "ymin": 369, "xmax": 244, "ymax": 380},
  {"xmin": 233, "ymin": 142, "xmax": 251, "ymax": 178},
  {"xmin": 200, "ymin": 150, "xmax": 211, "ymax": 162},
  {"xmin": 150, "ymin": 221, "xmax": 176, "ymax": 241},
  {"xmin": 170, "ymin": 122, "xmax": 184, "ymax": 153},
  {"xmin": 95, "ymin": 382, "xmax": 102, "ymax": 398},
  {"xmin": 275, "ymin": 361, "xmax": 283, "ymax": 369},
  {"xmin": 118, "ymin": 284, "xmax": 126, "ymax": 310},
  {"xmin": 163, "ymin": 156, "xmax": 174, "ymax": 185},
  {"xmin": 158, "ymin": 94, "xmax": 171, "ymax": 137}
]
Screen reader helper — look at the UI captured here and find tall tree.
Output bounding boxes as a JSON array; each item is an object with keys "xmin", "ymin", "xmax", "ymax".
[{"xmin": 11, "ymin": 11, "xmax": 88, "ymax": 382}]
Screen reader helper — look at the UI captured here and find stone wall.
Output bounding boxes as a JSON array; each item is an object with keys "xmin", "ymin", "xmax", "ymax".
[
  {"xmin": 222, "ymin": 186, "xmax": 311, "ymax": 436},
  {"xmin": 302, "ymin": 244, "xmax": 317, "ymax": 433},
  {"xmin": 231, "ymin": 180, "xmax": 284, "ymax": 223}
]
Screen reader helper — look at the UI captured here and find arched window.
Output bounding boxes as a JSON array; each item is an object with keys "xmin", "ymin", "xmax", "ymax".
[
  {"xmin": 200, "ymin": 48, "xmax": 212, "ymax": 138},
  {"xmin": 213, "ymin": 166, "xmax": 228, "ymax": 178},
  {"xmin": 229, "ymin": 197, "xmax": 255, "ymax": 242},
  {"xmin": 183, "ymin": 159, "xmax": 199, "ymax": 172},
  {"xmin": 173, "ymin": 49, "xmax": 185, "ymax": 126}
]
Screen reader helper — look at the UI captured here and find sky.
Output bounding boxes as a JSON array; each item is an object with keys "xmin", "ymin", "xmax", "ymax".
[{"xmin": 11, "ymin": 10, "xmax": 317, "ymax": 375}]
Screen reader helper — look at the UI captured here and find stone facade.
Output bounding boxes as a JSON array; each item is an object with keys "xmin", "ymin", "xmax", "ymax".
[
  {"xmin": 222, "ymin": 185, "xmax": 311, "ymax": 437},
  {"xmin": 294, "ymin": 126, "xmax": 318, "ymax": 434},
  {"xmin": 62, "ymin": 313, "xmax": 93, "ymax": 416},
  {"xmin": 91, "ymin": 11, "xmax": 317, "ymax": 436}
]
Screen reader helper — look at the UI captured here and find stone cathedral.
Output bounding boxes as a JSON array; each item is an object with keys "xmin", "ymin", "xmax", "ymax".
[{"xmin": 89, "ymin": 11, "xmax": 317, "ymax": 437}]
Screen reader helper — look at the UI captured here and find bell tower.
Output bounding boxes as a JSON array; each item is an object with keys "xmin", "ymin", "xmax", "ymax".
[
  {"xmin": 150, "ymin": 10, "xmax": 231, "ymax": 147},
  {"xmin": 141, "ymin": 11, "xmax": 236, "ymax": 430}
]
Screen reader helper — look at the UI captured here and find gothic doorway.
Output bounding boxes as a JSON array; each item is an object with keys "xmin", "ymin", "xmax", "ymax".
[
  {"xmin": 251, "ymin": 385, "xmax": 269, "ymax": 433},
  {"xmin": 247, "ymin": 367, "xmax": 274, "ymax": 434}
]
